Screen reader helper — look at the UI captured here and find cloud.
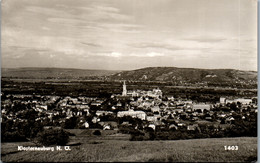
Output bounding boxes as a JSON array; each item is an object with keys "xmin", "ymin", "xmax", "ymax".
[
  {"xmin": 96, "ymin": 23, "xmax": 143, "ymax": 33},
  {"xmin": 145, "ymin": 52, "xmax": 164, "ymax": 57},
  {"xmin": 183, "ymin": 36, "xmax": 227, "ymax": 43},
  {"xmin": 83, "ymin": 5, "xmax": 120, "ymax": 13},
  {"xmin": 92, "ymin": 51, "xmax": 165, "ymax": 58},
  {"xmin": 25, "ymin": 6, "xmax": 73, "ymax": 18},
  {"xmin": 79, "ymin": 4, "xmax": 132, "ymax": 22},
  {"xmin": 81, "ymin": 42, "xmax": 102, "ymax": 47},
  {"xmin": 94, "ymin": 52, "xmax": 122, "ymax": 58},
  {"xmin": 129, "ymin": 42, "xmax": 182, "ymax": 51},
  {"xmin": 110, "ymin": 52, "xmax": 122, "ymax": 57},
  {"xmin": 2, "ymin": 0, "xmax": 257, "ymax": 71},
  {"xmin": 47, "ymin": 18, "xmax": 89, "ymax": 25},
  {"xmin": 41, "ymin": 26, "xmax": 50, "ymax": 31}
]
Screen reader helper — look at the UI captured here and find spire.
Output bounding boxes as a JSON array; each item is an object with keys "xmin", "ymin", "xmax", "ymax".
[{"xmin": 122, "ymin": 80, "xmax": 127, "ymax": 96}]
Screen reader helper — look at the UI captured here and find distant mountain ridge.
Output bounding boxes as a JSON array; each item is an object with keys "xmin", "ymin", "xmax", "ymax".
[
  {"xmin": 1, "ymin": 67, "xmax": 120, "ymax": 79},
  {"xmin": 1, "ymin": 67, "xmax": 257, "ymax": 85},
  {"xmin": 109, "ymin": 67, "xmax": 257, "ymax": 84}
]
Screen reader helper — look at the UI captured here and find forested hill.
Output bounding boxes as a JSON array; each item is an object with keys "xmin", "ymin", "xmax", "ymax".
[
  {"xmin": 2, "ymin": 67, "xmax": 257, "ymax": 88},
  {"xmin": 109, "ymin": 67, "xmax": 257, "ymax": 86}
]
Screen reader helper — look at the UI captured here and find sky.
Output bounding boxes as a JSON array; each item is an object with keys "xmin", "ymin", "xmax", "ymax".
[{"xmin": 1, "ymin": 0, "xmax": 257, "ymax": 71}]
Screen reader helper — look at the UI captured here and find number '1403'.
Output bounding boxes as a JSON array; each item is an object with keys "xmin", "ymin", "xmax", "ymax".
[{"xmin": 224, "ymin": 146, "xmax": 238, "ymax": 150}]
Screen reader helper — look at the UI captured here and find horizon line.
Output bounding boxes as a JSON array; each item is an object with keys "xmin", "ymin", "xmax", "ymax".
[{"xmin": 1, "ymin": 66, "xmax": 257, "ymax": 72}]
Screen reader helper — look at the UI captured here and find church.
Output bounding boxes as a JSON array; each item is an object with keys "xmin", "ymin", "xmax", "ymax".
[{"xmin": 122, "ymin": 80, "xmax": 127, "ymax": 96}]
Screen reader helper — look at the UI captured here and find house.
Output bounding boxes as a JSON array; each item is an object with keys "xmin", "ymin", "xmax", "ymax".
[
  {"xmin": 121, "ymin": 121, "xmax": 131, "ymax": 126},
  {"xmin": 234, "ymin": 98, "xmax": 252, "ymax": 105},
  {"xmin": 151, "ymin": 106, "xmax": 160, "ymax": 113},
  {"xmin": 205, "ymin": 116, "xmax": 213, "ymax": 121},
  {"xmin": 76, "ymin": 104, "xmax": 90, "ymax": 110},
  {"xmin": 183, "ymin": 100, "xmax": 193, "ymax": 104},
  {"xmin": 126, "ymin": 91, "xmax": 139, "ymax": 97},
  {"xmin": 148, "ymin": 124, "xmax": 156, "ymax": 130},
  {"xmin": 142, "ymin": 101, "xmax": 154, "ymax": 108},
  {"xmin": 191, "ymin": 116, "xmax": 199, "ymax": 121},
  {"xmin": 103, "ymin": 125, "xmax": 111, "ymax": 130},
  {"xmin": 116, "ymin": 102, "xmax": 122, "ymax": 107},
  {"xmin": 43, "ymin": 126, "xmax": 61, "ymax": 130},
  {"xmin": 224, "ymin": 98, "xmax": 252, "ymax": 105},
  {"xmin": 187, "ymin": 124, "xmax": 199, "ymax": 131},
  {"xmin": 193, "ymin": 104, "xmax": 211, "ymax": 112},
  {"xmin": 220, "ymin": 97, "xmax": 226, "ymax": 105},
  {"xmin": 36, "ymin": 105, "xmax": 48, "ymax": 110},
  {"xmin": 92, "ymin": 117, "xmax": 100, "ymax": 123},
  {"xmin": 169, "ymin": 124, "xmax": 178, "ymax": 130},
  {"xmin": 117, "ymin": 109, "xmax": 146, "ymax": 120},
  {"xmin": 168, "ymin": 102, "xmax": 177, "ymax": 109},
  {"xmin": 2, "ymin": 109, "xmax": 7, "ymax": 114},
  {"xmin": 177, "ymin": 123, "xmax": 186, "ymax": 127},
  {"xmin": 225, "ymin": 116, "xmax": 235, "ymax": 124},
  {"xmin": 91, "ymin": 102, "xmax": 102, "ymax": 106},
  {"xmin": 187, "ymin": 125, "xmax": 195, "ymax": 131},
  {"xmin": 98, "ymin": 121, "xmax": 118, "ymax": 130},
  {"xmin": 77, "ymin": 111, "xmax": 82, "ymax": 116},
  {"xmin": 166, "ymin": 96, "xmax": 174, "ymax": 101},
  {"xmin": 96, "ymin": 110, "xmax": 113, "ymax": 116},
  {"xmin": 173, "ymin": 108, "xmax": 183, "ymax": 113},
  {"xmin": 147, "ymin": 116, "xmax": 157, "ymax": 122},
  {"xmin": 83, "ymin": 122, "xmax": 89, "ymax": 128}
]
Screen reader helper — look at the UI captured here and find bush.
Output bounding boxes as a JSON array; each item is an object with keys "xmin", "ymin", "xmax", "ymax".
[
  {"xmin": 62, "ymin": 117, "xmax": 79, "ymax": 129},
  {"xmin": 2, "ymin": 131, "xmax": 27, "ymax": 142},
  {"xmin": 130, "ymin": 135, "xmax": 144, "ymax": 141},
  {"xmin": 36, "ymin": 129, "xmax": 69, "ymax": 146},
  {"xmin": 93, "ymin": 130, "xmax": 101, "ymax": 136}
]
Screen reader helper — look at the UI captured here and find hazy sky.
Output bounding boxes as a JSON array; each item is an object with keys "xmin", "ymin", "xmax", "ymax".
[{"xmin": 2, "ymin": 0, "xmax": 257, "ymax": 71}]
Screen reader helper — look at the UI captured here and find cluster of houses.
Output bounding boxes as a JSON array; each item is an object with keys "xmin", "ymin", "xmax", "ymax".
[{"xmin": 1, "ymin": 82, "xmax": 257, "ymax": 132}]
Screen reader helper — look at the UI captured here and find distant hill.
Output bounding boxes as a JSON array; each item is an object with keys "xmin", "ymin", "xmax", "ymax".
[
  {"xmin": 2, "ymin": 67, "xmax": 257, "ymax": 87},
  {"xmin": 1, "ymin": 67, "xmax": 120, "ymax": 79},
  {"xmin": 109, "ymin": 67, "xmax": 257, "ymax": 84}
]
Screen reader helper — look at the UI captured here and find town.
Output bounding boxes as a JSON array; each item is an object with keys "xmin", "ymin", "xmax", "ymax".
[{"xmin": 1, "ymin": 80, "xmax": 257, "ymax": 141}]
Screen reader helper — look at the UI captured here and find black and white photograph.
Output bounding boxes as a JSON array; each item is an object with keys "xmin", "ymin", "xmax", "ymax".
[{"xmin": 1, "ymin": 0, "xmax": 258, "ymax": 162}]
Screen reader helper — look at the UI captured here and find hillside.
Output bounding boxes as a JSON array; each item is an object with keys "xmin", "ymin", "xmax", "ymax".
[
  {"xmin": 1, "ymin": 67, "xmax": 120, "ymax": 79},
  {"xmin": 1, "ymin": 137, "xmax": 257, "ymax": 162},
  {"xmin": 109, "ymin": 67, "xmax": 257, "ymax": 84}
]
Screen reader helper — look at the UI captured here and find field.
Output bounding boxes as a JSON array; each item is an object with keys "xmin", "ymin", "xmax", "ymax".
[
  {"xmin": 2, "ymin": 78, "xmax": 257, "ymax": 103},
  {"xmin": 1, "ymin": 131, "xmax": 257, "ymax": 162}
]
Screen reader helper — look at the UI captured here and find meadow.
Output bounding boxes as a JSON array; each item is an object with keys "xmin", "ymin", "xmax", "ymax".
[{"xmin": 1, "ymin": 134, "xmax": 257, "ymax": 162}]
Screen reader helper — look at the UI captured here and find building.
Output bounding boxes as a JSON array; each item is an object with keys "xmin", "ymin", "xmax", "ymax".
[
  {"xmin": 220, "ymin": 97, "xmax": 226, "ymax": 105},
  {"xmin": 122, "ymin": 80, "xmax": 127, "ymax": 96},
  {"xmin": 126, "ymin": 91, "xmax": 139, "ymax": 97},
  {"xmin": 151, "ymin": 106, "xmax": 160, "ymax": 113},
  {"xmin": 192, "ymin": 104, "xmax": 211, "ymax": 112},
  {"xmin": 96, "ymin": 110, "xmax": 113, "ymax": 116},
  {"xmin": 117, "ymin": 109, "xmax": 146, "ymax": 120},
  {"xmin": 222, "ymin": 97, "xmax": 252, "ymax": 105},
  {"xmin": 234, "ymin": 98, "xmax": 252, "ymax": 105},
  {"xmin": 147, "ymin": 116, "xmax": 157, "ymax": 122},
  {"xmin": 148, "ymin": 124, "xmax": 156, "ymax": 130}
]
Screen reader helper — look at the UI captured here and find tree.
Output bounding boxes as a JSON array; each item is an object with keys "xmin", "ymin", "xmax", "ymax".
[
  {"xmin": 37, "ymin": 129, "xmax": 69, "ymax": 146},
  {"xmin": 62, "ymin": 117, "xmax": 79, "ymax": 129},
  {"xmin": 230, "ymin": 102, "xmax": 237, "ymax": 111},
  {"xmin": 93, "ymin": 130, "xmax": 101, "ymax": 136}
]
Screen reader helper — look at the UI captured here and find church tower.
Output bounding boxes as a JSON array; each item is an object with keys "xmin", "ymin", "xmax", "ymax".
[{"xmin": 122, "ymin": 80, "xmax": 127, "ymax": 96}]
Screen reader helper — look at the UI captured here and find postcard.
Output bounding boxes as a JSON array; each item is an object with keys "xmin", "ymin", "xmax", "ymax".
[{"xmin": 1, "ymin": 0, "xmax": 257, "ymax": 162}]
